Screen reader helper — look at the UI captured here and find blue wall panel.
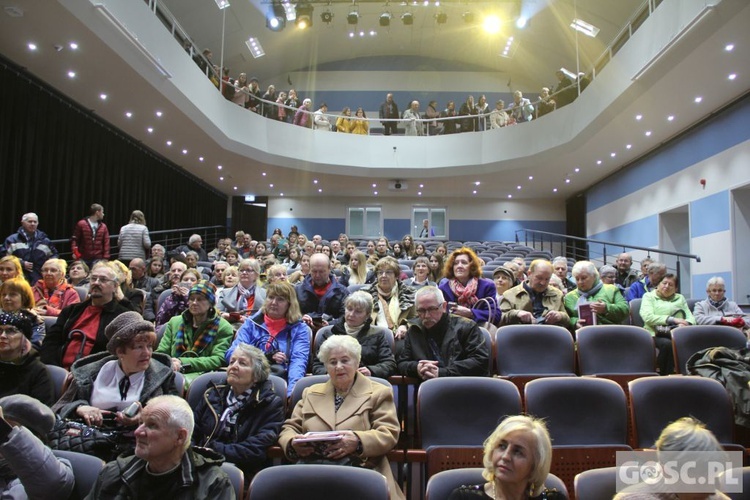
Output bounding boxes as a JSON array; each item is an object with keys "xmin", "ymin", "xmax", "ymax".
[
  {"xmin": 384, "ymin": 219, "xmax": 411, "ymax": 241},
  {"xmin": 587, "ymin": 97, "xmax": 750, "ymax": 211},
  {"xmin": 448, "ymin": 220, "xmax": 565, "ymax": 242},
  {"xmin": 691, "ymin": 272, "xmax": 733, "ymax": 301},
  {"xmin": 587, "ymin": 216, "xmax": 659, "ymax": 259},
  {"xmin": 690, "ymin": 191, "xmax": 730, "ymax": 238}
]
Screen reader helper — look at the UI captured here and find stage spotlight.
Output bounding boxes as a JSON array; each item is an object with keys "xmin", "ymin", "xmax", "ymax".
[
  {"xmin": 320, "ymin": 10, "xmax": 333, "ymax": 24},
  {"xmin": 295, "ymin": 3, "xmax": 313, "ymax": 29},
  {"xmin": 462, "ymin": 11, "xmax": 475, "ymax": 24},
  {"xmin": 266, "ymin": 1, "xmax": 286, "ymax": 31},
  {"xmin": 483, "ymin": 14, "xmax": 501, "ymax": 34},
  {"xmin": 516, "ymin": 16, "xmax": 528, "ymax": 29},
  {"xmin": 435, "ymin": 12, "xmax": 447, "ymax": 24},
  {"xmin": 401, "ymin": 12, "xmax": 413, "ymax": 25},
  {"xmin": 347, "ymin": 11, "xmax": 360, "ymax": 24},
  {"xmin": 380, "ymin": 12, "xmax": 392, "ymax": 27}
]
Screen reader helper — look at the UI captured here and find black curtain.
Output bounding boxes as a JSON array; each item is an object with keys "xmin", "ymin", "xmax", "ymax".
[{"xmin": 0, "ymin": 57, "xmax": 227, "ymax": 249}]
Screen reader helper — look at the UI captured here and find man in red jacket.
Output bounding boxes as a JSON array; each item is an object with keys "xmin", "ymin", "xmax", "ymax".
[{"xmin": 70, "ymin": 203, "xmax": 109, "ymax": 267}]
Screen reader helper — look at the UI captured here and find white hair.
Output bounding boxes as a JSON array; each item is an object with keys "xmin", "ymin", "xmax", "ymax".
[
  {"xmin": 318, "ymin": 335, "xmax": 362, "ymax": 365},
  {"xmin": 21, "ymin": 213, "xmax": 38, "ymax": 222},
  {"xmin": 146, "ymin": 395, "xmax": 194, "ymax": 450},
  {"xmin": 705, "ymin": 276, "xmax": 725, "ymax": 290}
]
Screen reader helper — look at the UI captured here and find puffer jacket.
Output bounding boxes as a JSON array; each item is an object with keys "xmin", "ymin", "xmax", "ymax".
[{"xmin": 312, "ymin": 318, "xmax": 397, "ymax": 378}]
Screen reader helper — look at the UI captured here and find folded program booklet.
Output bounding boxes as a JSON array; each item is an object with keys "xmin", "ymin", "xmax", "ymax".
[{"xmin": 292, "ymin": 431, "xmax": 344, "ymax": 444}]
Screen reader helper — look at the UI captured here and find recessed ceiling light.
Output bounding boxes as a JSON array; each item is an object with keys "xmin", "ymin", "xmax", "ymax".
[
  {"xmin": 374, "ymin": 191, "xmax": 378, "ymax": 195},
  {"xmin": 528, "ymin": 176, "xmax": 533, "ymax": 180},
  {"xmin": 610, "ymin": 152, "xmax": 616, "ymax": 157},
  {"xmin": 125, "ymin": 111, "xmax": 132, "ymax": 118},
  {"xmin": 313, "ymin": 179, "xmax": 318, "ymax": 184},
  {"xmin": 166, "ymin": 140, "xmax": 172, "ymax": 146},
  {"xmin": 667, "ymin": 115, "xmax": 675, "ymax": 121},
  {"xmin": 199, "ymin": 157, "xmax": 204, "ymax": 162},
  {"xmin": 370, "ymin": 30, "xmax": 376, "ymax": 36},
  {"xmin": 645, "ymin": 131, "xmax": 652, "ymax": 136},
  {"xmin": 626, "ymin": 144, "xmax": 632, "ymax": 149},
  {"xmin": 359, "ymin": 31, "xmax": 364, "ymax": 37},
  {"xmin": 182, "ymin": 149, "xmax": 188, "ymax": 154},
  {"xmin": 69, "ymin": 42, "xmax": 78, "ymax": 50},
  {"xmin": 349, "ymin": 33, "xmax": 354, "ymax": 38},
  {"xmin": 419, "ymin": 184, "xmax": 424, "ymax": 188},
  {"xmin": 574, "ymin": 168, "xmax": 580, "ymax": 173},
  {"xmin": 217, "ymin": 165, "xmax": 222, "ymax": 170},
  {"xmin": 473, "ymin": 190, "xmax": 477, "ymax": 194},
  {"xmin": 156, "ymin": 111, "xmax": 163, "ymax": 117},
  {"xmin": 474, "ymin": 181, "xmax": 480, "ymax": 186},
  {"xmin": 596, "ymin": 160, "xmax": 602, "ymax": 165},
  {"xmin": 318, "ymin": 188, "xmax": 322, "ymax": 193},
  {"xmin": 27, "ymin": 43, "xmax": 37, "ymax": 51},
  {"xmin": 233, "ymin": 186, "xmax": 238, "ymax": 190},
  {"xmin": 728, "ymin": 73, "xmax": 737, "ymax": 80},
  {"xmin": 507, "ymin": 194, "xmax": 512, "ymax": 198},
  {"xmin": 372, "ymin": 183, "xmax": 377, "ymax": 188},
  {"xmin": 517, "ymin": 185, "xmax": 522, "ymax": 190},
  {"xmin": 725, "ymin": 43, "xmax": 734, "ymax": 52},
  {"xmin": 270, "ymin": 184, "xmax": 274, "ymax": 188},
  {"xmin": 262, "ymin": 172, "xmax": 266, "ymax": 176},
  {"xmin": 219, "ymin": 176, "xmax": 224, "ymax": 181},
  {"xmin": 553, "ymin": 188, "xmax": 558, "ymax": 192},
  {"xmin": 147, "ymin": 127, "xmax": 153, "ymax": 133},
  {"xmin": 280, "ymin": 193, "xmax": 284, "ymax": 197},
  {"xmin": 67, "ymin": 71, "xmax": 76, "ymax": 78},
  {"xmin": 635, "ymin": 114, "xmax": 642, "ymax": 120},
  {"xmin": 99, "ymin": 93, "xmax": 107, "ymax": 100},
  {"xmin": 694, "ymin": 96, "xmax": 703, "ymax": 103},
  {"xmin": 565, "ymin": 179, "xmax": 571, "ymax": 184}
]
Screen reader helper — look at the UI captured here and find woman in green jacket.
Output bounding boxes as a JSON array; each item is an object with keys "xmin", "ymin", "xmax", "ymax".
[{"xmin": 564, "ymin": 261, "xmax": 629, "ymax": 332}]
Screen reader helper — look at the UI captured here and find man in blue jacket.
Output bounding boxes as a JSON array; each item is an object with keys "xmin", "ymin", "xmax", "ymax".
[{"xmin": 2, "ymin": 212, "xmax": 58, "ymax": 283}]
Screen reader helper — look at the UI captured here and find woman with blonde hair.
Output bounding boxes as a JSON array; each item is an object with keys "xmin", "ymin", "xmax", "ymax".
[
  {"xmin": 0, "ymin": 256, "xmax": 25, "ymax": 286},
  {"xmin": 346, "ymin": 251, "xmax": 368, "ymax": 286},
  {"xmin": 449, "ymin": 415, "xmax": 560, "ymax": 499}
]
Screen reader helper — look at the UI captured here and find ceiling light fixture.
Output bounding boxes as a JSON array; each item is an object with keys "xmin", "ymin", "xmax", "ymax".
[
  {"xmin": 728, "ymin": 73, "xmax": 737, "ymax": 80},
  {"xmin": 69, "ymin": 42, "xmax": 79, "ymax": 50},
  {"xmin": 725, "ymin": 43, "xmax": 734, "ymax": 52},
  {"xmin": 500, "ymin": 36, "xmax": 517, "ymax": 58},
  {"xmin": 295, "ymin": 3, "xmax": 313, "ymax": 29},
  {"xmin": 214, "ymin": 0, "xmax": 230, "ymax": 10},
  {"xmin": 125, "ymin": 112, "xmax": 132, "ymax": 118},
  {"xmin": 483, "ymin": 15, "xmax": 501, "ymax": 34},
  {"xmin": 199, "ymin": 157, "xmax": 204, "ymax": 162},
  {"xmin": 516, "ymin": 16, "xmax": 528, "ymax": 29},
  {"xmin": 462, "ymin": 11, "xmax": 475, "ymax": 24},
  {"xmin": 147, "ymin": 127, "xmax": 153, "ymax": 133},
  {"xmin": 67, "ymin": 71, "xmax": 76, "ymax": 78},
  {"xmin": 182, "ymin": 149, "xmax": 188, "ymax": 154},
  {"xmin": 166, "ymin": 140, "xmax": 172, "ymax": 146},
  {"xmin": 380, "ymin": 12, "xmax": 391, "ymax": 26},
  {"xmin": 645, "ymin": 130, "xmax": 652, "ymax": 136},
  {"xmin": 27, "ymin": 42, "xmax": 37, "ymax": 51},
  {"xmin": 99, "ymin": 93, "xmax": 107, "ymax": 100},
  {"xmin": 435, "ymin": 12, "xmax": 447, "ymax": 24},
  {"xmin": 694, "ymin": 96, "xmax": 703, "ymax": 103},
  {"xmin": 320, "ymin": 10, "xmax": 333, "ymax": 24},
  {"xmin": 267, "ymin": 1, "xmax": 286, "ymax": 31},
  {"xmin": 245, "ymin": 37, "xmax": 265, "ymax": 58},
  {"xmin": 667, "ymin": 115, "xmax": 674, "ymax": 121},
  {"xmin": 635, "ymin": 114, "xmax": 642, "ymax": 120},
  {"xmin": 156, "ymin": 111, "xmax": 162, "ymax": 117},
  {"xmin": 401, "ymin": 12, "xmax": 413, "ymax": 25},
  {"xmin": 347, "ymin": 10, "xmax": 360, "ymax": 25},
  {"xmin": 570, "ymin": 18, "xmax": 599, "ymax": 37}
]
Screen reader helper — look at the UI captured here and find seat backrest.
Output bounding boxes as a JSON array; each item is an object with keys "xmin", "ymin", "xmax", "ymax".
[
  {"xmin": 173, "ymin": 371, "xmax": 186, "ymax": 397},
  {"xmin": 525, "ymin": 377, "xmax": 628, "ymax": 445},
  {"xmin": 418, "ymin": 377, "xmax": 521, "ymax": 448},
  {"xmin": 347, "ymin": 283, "xmax": 367, "ymax": 293},
  {"xmin": 248, "ymin": 464, "xmax": 389, "ymax": 500},
  {"xmin": 426, "ymin": 468, "xmax": 569, "ymax": 500},
  {"xmin": 576, "ymin": 325, "xmax": 656, "ymax": 375},
  {"xmin": 724, "ymin": 467, "xmax": 750, "ymax": 500},
  {"xmin": 221, "ymin": 462, "xmax": 245, "ymax": 500},
  {"xmin": 477, "ymin": 326, "xmax": 493, "ymax": 374},
  {"xmin": 672, "ymin": 325, "xmax": 747, "ymax": 375},
  {"xmin": 574, "ymin": 466, "xmax": 617, "ymax": 500},
  {"xmin": 495, "ymin": 325, "xmax": 575, "ymax": 376},
  {"xmin": 52, "ymin": 449, "xmax": 105, "ymax": 500},
  {"xmin": 629, "ymin": 299, "xmax": 644, "ymax": 327},
  {"xmin": 628, "ymin": 376, "xmax": 735, "ymax": 448},
  {"xmin": 314, "ymin": 326, "xmax": 395, "ymax": 355},
  {"xmin": 186, "ymin": 371, "xmax": 228, "ymax": 410},
  {"xmin": 46, "ymin": 364, "xmax": 69, "ymax": 403},
  {"xmin": 74, "ymin": 286, "xmax": 88, "ymax": 301},
  {"xmin": 686, "ymin": 298, "xmax": 700, "ymax": 313}
]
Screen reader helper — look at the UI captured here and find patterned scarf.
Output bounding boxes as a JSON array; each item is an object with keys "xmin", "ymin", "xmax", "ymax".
[
  {"xmin": 218, "ymin": 387, "xmax": 254, "ymax": 437},
  {"xmin": 449, "ymin": 277, "xmax": 479, "ymax": 307},
  {"xmin": 709, "ymin": 297, "xmax": 727, "ymax": 309},
  {"xmin": 377, "ymin": 283, "xmax": 402, "ymax": 330},
  {"xmin": 236, "ymin": 283, "xmax": 255, "ymax": 312},
  {"xmin": 35, "ymin": 280, "xmax": 72, "ymax": 310},
  {"xmin": 174, "ymin": 310, "xmax": 222, "ymax": 356}
]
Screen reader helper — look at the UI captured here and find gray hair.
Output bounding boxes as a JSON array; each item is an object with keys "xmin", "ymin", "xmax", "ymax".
[
  {"xmin": 345, "ymin": 291, "xmax": 374, "ymax": 315},
  {"xmin": 21, "ymin": 212, "xmax": 38, "ymax": 222},
  {"xmin": 145, "ymin": 395, "xmax": 194, "ymax": 451},
  {"xmin": 152, "ymin": 244, "xmax": 165, "ymax": 253},
  {"xmin": 238, "ymin": 258, "xmax": 261, "ymax": 273},
  {"xmin": 647, "ymin": 262, "xmax": 667, "ymax": 274},
  {"xmin": 230, "ymin": 343, "xmax": 270, "ymax": 384},
  {"xmin": 571, "ymin": 261, "xmax": 599, "ymax": 279},
  {"xmin": 185, "ymin": 251, "xmax": 199, "ymax": 260},
  {"xmin": 188, "ymin": 234, "xmax": 202, "ymax": 245},
  {"xmin": 415, "ymin": 285, "xmax": 445, "ymax": 305},
  {"xmin": 552, "ymin": 256, "xmax": 567, "ymax": 267},
  {"xmin": 318, "ymin": 335, "xmax": 362, "ymax": 366},
  {"xmin": 705, "ymin": 276, "xmax": 726, "ymax": 290},
  {"xmin": 599, "ymin": 264, "xmax": 617, "ymax": 277}
]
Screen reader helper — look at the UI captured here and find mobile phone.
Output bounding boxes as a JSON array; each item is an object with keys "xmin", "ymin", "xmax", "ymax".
[{"xmin": 122, "ymin": 401, "xmax": 140, "ymax": 418}]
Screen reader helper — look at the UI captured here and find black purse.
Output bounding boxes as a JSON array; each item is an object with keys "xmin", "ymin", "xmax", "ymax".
[{"xmin": 47, "ymin": 416, "xmax": 133, "ymax": 462}]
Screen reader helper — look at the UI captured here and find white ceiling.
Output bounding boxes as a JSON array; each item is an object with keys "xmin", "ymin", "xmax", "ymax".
[{"xmin": 1, "ymin": 0, "xmax": 749, "ymax": 200}]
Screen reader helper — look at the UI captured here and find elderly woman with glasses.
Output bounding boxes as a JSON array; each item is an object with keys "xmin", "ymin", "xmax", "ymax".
[
  {"xmin": 225, "ymin": 282, "xmax": 310, "ymax": 397},
  {"xmin": 193, "ymin": 343, "xmax": 285, "ymax": 485},
  {"xmin": 217, "ymin": 258, "xmax": 267, "ymax": 325},
  {"xmin": 362, "ymin": 257, "xmax": 416, "ymax": 348},
  {"xmin": 279, "ymin": 335, "xmax": 404, "ymax": 499},
  {"xmin": 312, "ymin": 291, "xmax": 396, "ymax": 378},
  {"xmin": 32, "ymin": 259, "xmax": 80, "ymax": 317},
  {"xmin": 693, "ymin": 276, "xmax": 748, "ymax": 330}
]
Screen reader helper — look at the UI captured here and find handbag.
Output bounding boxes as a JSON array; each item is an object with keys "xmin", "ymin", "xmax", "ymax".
[{"xmin": 47, "ymin": 416, "xmax": 132, "ymax": 462}]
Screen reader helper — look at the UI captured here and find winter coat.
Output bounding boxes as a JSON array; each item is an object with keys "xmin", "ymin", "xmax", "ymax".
[
  {"xmin": 71, "ymin": 219, "xmax": 110, "ymax": 262},
  {"xmin": 312, "ymin": 318, "xmax": 397, "ymax": 378},
  {"xmin": 296, "ymin": 274, "xmax": 349, "ymax": 322},
  {"xmin": 117, "ymin": 224, "xmax": 151, "ymax": 261},
  {"xmin": 0, "ymin": 350, "xmax": 55, "ymax": 406},
  {"xmin": 2, "ymin": 228, "xmax": 58, "ymax": 283}
]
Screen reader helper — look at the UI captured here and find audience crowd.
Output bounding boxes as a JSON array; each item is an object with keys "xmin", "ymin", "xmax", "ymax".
[{"xmin": 1, "ymin": 206, "xmax": 747, "ymax": 498}]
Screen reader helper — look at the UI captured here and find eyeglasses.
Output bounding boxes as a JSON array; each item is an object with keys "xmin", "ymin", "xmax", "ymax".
[
  {"xmin": 416, "ymin": 306, "xmax": 442, "ymax": 316},
  {"xmin": 89, "ymin": 275, "xmax": 115, "ymax": 284},
  {"xmin": 377, "ymin": 270, "xmax": 395, "ymax": 277},
  {"xmin": 0, "ymin": 327, "xmax": 22, "ymax": 337},
  {"xmin": 239, "ymin": 269, "xmax": 257, "ymax": 274}
]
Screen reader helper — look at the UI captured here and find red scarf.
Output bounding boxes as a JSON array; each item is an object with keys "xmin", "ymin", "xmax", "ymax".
[
  {"xmin": 449, "ymin": 277, "xmax": 479, "ymax": 307},
  {"xmin": 264, "ymin": 314, "xmax": 288, "ymax": 351},
  {"xmin": 313, "ymin": 281, "xmax": 332, "ymax": 299}
]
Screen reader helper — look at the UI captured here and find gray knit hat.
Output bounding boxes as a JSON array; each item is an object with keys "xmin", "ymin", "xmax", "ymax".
[
  {"xmin": 105, "ymin": 311, "xmax": 155, "ymax": 355},
  {"xmin": 0, "ymin": 394, "xmax": 56, "ymax": 438}
]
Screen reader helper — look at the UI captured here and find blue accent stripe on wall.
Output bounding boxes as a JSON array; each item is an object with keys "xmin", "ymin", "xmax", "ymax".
[
  {"xmin": 384, "ymin": 219, "xmax": 411, "ymax": 241},
  {"xmin": 690, "ymin": 191, "xmax": 730, "ymax": 238},
  {"xmin": 587, "ymin": 96, "xmax": 750, "ymax": 211},
  {"xmin": 449, "ymin": 220, "xmax": 565, "ymax": 242},
  {"xmin": 692, "ymin": 272, "xmax": 733, "ymax": 301},
  {"xmin": 588, "ymin": 216, "xmax": 659, "ymax": 257}
]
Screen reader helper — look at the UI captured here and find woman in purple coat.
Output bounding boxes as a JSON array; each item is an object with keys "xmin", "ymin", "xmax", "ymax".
[{"xmin": 439, "ymin": 248, "xmax": 500, "ymax": 325}]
